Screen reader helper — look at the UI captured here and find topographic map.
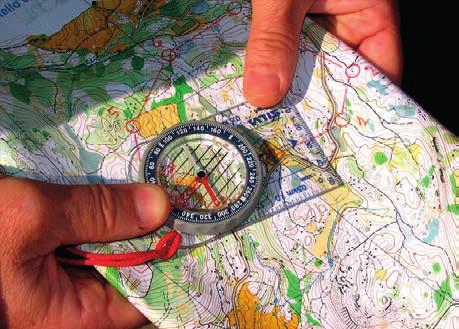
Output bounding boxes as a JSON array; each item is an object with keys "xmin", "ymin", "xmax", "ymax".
[{"xmin": 0, "ymin": 0, "xmax": 457, "ymax": 328}]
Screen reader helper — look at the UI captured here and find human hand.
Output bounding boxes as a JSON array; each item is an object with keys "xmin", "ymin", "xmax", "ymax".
[
  {"xmin": 0, "ymin": 176, "xmax": 170, "ymax": 329},
  {"xmin": 243, "ymin": 0, "xmax": 402, "ymax": 107}
]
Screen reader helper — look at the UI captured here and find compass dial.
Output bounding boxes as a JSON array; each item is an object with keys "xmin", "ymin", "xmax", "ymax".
[{"xmin": 143, "ymin": 121, "xmax": 262, "ymax": 235}]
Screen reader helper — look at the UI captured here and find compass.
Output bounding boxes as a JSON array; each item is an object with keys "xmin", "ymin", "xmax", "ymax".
[{"xmin": 143, "ymin": 120, "xmax": 263, "ymax": 235}]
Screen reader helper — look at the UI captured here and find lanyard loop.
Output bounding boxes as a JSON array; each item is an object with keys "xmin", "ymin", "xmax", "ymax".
[{"xmin": 59, "ymin": 231, "xmax": 182, "ymax": 267}]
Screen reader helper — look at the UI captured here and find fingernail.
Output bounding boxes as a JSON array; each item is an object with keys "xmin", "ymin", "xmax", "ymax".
[
  {"xmin": 134, "ymin": 185, "xmax": 171, "ymax": 229},
  {"xmin": 244, "ymin": 70, "xmax": 281, "ymax": 95}
]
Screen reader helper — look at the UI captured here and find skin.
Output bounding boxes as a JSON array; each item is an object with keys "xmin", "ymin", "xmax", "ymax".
[
  {"xmin": 0, "ymin": 176, "xmax": 171, "ymax": 329},
  {"xmin": 244, "ymin": 0, "xmax": 402, "ymax": 107},
  {"xmin": 0, "ymin": 1, "xmax": 402, "ymax": 328}
]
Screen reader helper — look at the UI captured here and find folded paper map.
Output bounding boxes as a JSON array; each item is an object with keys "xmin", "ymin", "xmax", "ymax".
[{"xmin": 0, "ymin": 1, "xmax": 457, "ymax": 328}]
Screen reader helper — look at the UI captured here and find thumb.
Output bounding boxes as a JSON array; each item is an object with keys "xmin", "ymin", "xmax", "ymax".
[
  {"xmin": 243, "ymin": 0, "xmax": 314, "ymax": 107},
  {"xmin": 0, "ymin": 177, "xmax": 168, "ymax": 329},
  {"xmin": 58, "ymin": 183, "xmax": 171, "ymax": 244},
  {"xmin": 1, "ymin": 177, "xmax": 171, "ymax": 250}
]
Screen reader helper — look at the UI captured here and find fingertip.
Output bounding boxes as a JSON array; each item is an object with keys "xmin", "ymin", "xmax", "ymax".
[
  {"xmin": 133, "ymin": 184, "xmax": 171, "ymax": 231},
  {"xmin": 243, "ymin": 69, "xmax": 287, "ymax": 108},
  {"xmin": 243, "ymin": 91, "xmax": 285, "ymax": 108},
  {"xmin": 242, "ymin": 0, "xmax": 303, "ymax": 108}
]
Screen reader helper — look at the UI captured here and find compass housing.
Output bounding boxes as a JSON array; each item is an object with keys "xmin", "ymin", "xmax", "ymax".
[{"xmin": 143, "ymin": 120, "xmax": 263, "ymax": 235}]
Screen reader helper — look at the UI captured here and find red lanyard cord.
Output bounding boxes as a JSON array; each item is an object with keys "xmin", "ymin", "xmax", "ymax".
[{"xmin": 58, "ymin": 231, "xmax": 181, "ymax": 267}]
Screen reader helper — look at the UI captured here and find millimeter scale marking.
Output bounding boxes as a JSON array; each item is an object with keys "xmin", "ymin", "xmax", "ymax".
[{"xmin": 208, "ymin": 100, "xmax": 343, "ymax": 225}]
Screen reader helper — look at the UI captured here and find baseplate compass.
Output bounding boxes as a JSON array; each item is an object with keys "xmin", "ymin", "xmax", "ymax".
[{"xmin": 143, "ymin": 120, "xmax": 263, "ymax": 235}]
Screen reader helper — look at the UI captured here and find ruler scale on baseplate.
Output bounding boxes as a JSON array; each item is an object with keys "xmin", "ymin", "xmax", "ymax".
[
  {"xmin": 209, "ymin": 100, "xmax": 343, "ymax": 226},
  {"xmin": 142, "ymin": 99, "xmax": 343, "ymax": 238}
]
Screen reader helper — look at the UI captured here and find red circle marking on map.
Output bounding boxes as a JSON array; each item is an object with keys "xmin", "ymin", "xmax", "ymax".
[
  {"xmin": 227, "ymin": 1, "xmax": 242, "ymax": 15},
  {"xmin": 345, "ymin": 63, "xmax": 360, "ymax": 80},
  {"xmin": 160, "ymin": 48, "xmax": 177, "ymax": 62},
  {"xmin": 334, "ymin": 112, "xmax": 351, "ymax": 128},
  {"xmin": 125, "ymin": 119, "xmax": 141, "ymax": 134}
]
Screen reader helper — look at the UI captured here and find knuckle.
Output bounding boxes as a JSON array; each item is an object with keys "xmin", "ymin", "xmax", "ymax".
[
  {"xmin": 87, "ymin": 185, "xmax": 118, "ymax": 234},
  {"xmin": 0, "ymin": 178, "xmax": 47, "ymax": 257},
  {"xmin": 248, "ymin": 29, "xmax": 299, "ymax": 61},
  {"xmin": 0, "ymin": 178, "xmax": 46, "ymax": 223}
]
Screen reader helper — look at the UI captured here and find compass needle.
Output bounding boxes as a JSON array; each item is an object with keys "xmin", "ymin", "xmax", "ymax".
[{"xmin": 200, "ymin": 175, "xmax": 221, "ymax": 208}]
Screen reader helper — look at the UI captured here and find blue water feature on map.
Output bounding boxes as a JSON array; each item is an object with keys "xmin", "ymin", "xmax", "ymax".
[
  {"xmin": 399, "ymin": 220, "xmax": 413, "ymax": 241},
  {"xmin": 367, "ymin": 80, "xmax": 388, "ymax": 96},
  {"xmin": 422, "ymin": 218, "xmax": 439, "ymax": 243},
  {"xmin": 178, "ymin": 43, "xmax": 193, "ymax": 56},
  {"xmin": 390, "ymin": 104, "xmax": 416, "ymax": 117},
  {"xmin": 192, "ymin": 2, "xmax": 209, "ymax": 14},
  {"xmin": 326, "ymin": 218, "xmax": 339, "ymax": 267}
]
